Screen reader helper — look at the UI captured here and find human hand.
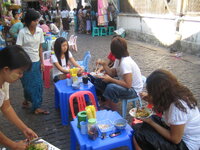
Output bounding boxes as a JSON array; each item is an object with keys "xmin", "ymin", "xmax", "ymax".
[
  {"xmin": 77, "ymin": 67, "xmax": 84, "ymax": 76},
  {"xmin": 139, "ymin": 117, "xmax": 153, "ymax": 125},
  {"xmin": 40, "ymin": 63, "xmax": 45, "ymax": 72},
  {"xmin": 99, "ymin": 74, "xmax": 112, "ymax": 82},
  {"xmin": 139, "ymin": 92, "xmax": 152, "ymax": 103},
  {"xmin": 96, "ymin": 59, "xmax": 106, "ymax": 66},
  {"xmin": 22, "ymin": 128, "xmax": 38, "ymax": 141},
  {"xmin": 11, "ymin": 140, "xmax": 28, "ymax": 150}
]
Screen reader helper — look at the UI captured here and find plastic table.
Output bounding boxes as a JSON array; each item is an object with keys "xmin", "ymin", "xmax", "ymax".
[
  {"xmin": 54, "ymin": 79, "xmax": 98, "ymax": 125},
  {"xmin": 70, "ymin": 110, "xmax": 134, "ymax": 150}
]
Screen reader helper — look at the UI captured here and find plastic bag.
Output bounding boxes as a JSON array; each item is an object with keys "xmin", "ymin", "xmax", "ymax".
[{"xmin": 114, "ymin": 28, "xmax": 126, "ymax": 38}]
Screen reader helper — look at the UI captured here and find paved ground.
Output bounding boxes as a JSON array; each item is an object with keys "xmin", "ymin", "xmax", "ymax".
[{"xmin": 0, "ymin": 28, "xmax": 200, "ymax": 150}]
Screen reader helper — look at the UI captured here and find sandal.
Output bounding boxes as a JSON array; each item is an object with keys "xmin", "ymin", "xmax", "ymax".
[{"xmin": 34, "ymin": 109, "xmax": 50, "ymax": 115}]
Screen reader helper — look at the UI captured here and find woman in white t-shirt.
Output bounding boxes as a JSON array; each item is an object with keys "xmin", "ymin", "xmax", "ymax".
[
  {"xmin": 95, "ymin": 37, "xmax": 143, "ymax": 110},
  {"xmin": 134, "ymin": 69, "xmax": 200, "ymax": 150},
  {"xmin": 51, "ymin": 37, "xmax": 84, "ymax": 82},
  {"xmin": 0, "ymin": 46, "xmax": 38, "ymax": 149}
]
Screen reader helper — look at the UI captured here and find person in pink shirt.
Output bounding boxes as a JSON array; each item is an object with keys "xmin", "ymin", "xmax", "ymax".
[{"xmin": 39, "ymin": 20, "xmax": 50, "ymax": 33}]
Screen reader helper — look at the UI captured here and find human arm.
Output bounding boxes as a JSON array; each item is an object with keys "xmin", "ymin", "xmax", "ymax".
[
  {"xmin": 0, "ymin": 100, "xmax": 37, "ymax": 149},
  {"xmin": 0, "ymin": 132, "xmax": 28, "ymax": 150},
  {"xmin": 142, "ymin": 118, "xmax": 185, "ymax": 144},
  {"xmin": 69, "ymin": 57, "xmax": 84, "ymax": 73},
  {"xmin": 139, "ymin": 92, "xmax": 153, "ymax": 104},
  {"xmin": 99, "ymin": 72, "xmax": 132, "ymax": 88},
  {"xmin": 39, "ymin": 44, "xmax": 44, "ymax": 71},
  {"xmin": 53, "ymin": 61, "xmax": 70, "ymax": 74},
  {"xmin": 1, "ymin": 100, "xmax": 38, "ymax": 140},
  {"xmin": 96, "ymin": 59, "xmax": 113, "ymax": 73},
  {"xmin": 97, "ymin": 59, "xmax": 116, "ymax": 77}
]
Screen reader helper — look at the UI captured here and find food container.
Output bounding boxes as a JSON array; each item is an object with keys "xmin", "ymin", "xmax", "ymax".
[
  {"xmin": 97, "ymin": 120, "xmax": 114, "ymax": 133},
  {"xmin": 27, "ymin": 139, "xmax": 60, "ymax": 150},
  {"xmin": 113, "ymin": 119, "xmax": 127, "ymax": 130},
  {"xmin": 129, "ymin": 107, "xmax": 153, "ymax": 119}
]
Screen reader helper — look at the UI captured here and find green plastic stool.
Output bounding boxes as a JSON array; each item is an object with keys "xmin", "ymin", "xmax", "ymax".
[
  {"xmin": 92, "ymin": 27, "xmax": 100, "ymax": 37},
  {"xmin": 108, "ymin": 26, "xmax": 115, "ymax": 35},
  {"xmin": 100, "ymin": 27, "xmax": 107, "ymax": 36}
]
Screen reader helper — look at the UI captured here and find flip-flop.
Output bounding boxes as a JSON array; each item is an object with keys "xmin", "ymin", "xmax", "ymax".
[{"xmin": 34, "ymin": 110, "xmax": 50, "ymax": 115}]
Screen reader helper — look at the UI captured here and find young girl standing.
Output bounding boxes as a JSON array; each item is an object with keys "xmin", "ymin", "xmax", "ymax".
[
  {"xmin": 16, "ymin": 9, "xmax": 48, "ymax": 115},
  {"xmin": 51, "ymin": 37, "xmax": 84, "ymax": 82},
  {"xmin": 0, "ymin": 46, "xmax": 38, "ymax": 149}
]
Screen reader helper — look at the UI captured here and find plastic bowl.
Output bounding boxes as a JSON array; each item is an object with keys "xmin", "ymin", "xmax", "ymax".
[{"xmin": 113, "ymin": 119, "xmax": 127, "ymax": 130}]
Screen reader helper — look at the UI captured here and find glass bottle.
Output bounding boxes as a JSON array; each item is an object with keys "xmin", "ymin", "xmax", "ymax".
[{"xmin": 88, "ymin": 118, "xmax": 98, "ymax": 140}]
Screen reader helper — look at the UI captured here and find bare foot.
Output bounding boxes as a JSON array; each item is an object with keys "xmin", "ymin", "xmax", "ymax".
[{"xmin": 34, "ymin": 108, "xmax": 50, "ymax": 115}]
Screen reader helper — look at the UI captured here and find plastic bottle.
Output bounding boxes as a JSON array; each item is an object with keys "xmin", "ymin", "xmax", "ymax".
[
  {"xmin": 66, "ymin": 73, "xmax": 72, "ymax": 86},
  {"xmin": 86, "ymin": 107, "xmax": 93, "ymax": 119},
  {"xmin": 87, "ymin": 118, "xmax": 98, "ymax": 140},
  {"xmin": 50, "ymin": 51, "xmax": 55, "ymax": 62},
  {"xmin": 72, "ymin": 73, "xmax": 78, "ymax": 84}
]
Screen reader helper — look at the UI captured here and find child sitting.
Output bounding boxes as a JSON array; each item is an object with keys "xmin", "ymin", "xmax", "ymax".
[
  {"xmin": 51, "ymin": 37, "xmax": 84, "ymax": 82},
  {"xmin": 46, "ymin": 21, "xmax": 60, "ymax": 35},
  {"xmin": 39, "ymin": 20, "xmax": 50, "ymax": 33}
]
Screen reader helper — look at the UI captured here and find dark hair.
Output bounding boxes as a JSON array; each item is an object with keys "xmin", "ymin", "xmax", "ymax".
[
  {"xmin": 39, "ymin": 20, "xmax": 44, "ymax": 25},
  {"xmin": 146, "ymin": 69, "xmax": 197, "ymax": 113},
  {"xmin": 46, "ymin": 21, "xmax": 50, "ymax": 25},
  {"xmin": 12, "ymin": 10, "xmax": 18, "ymax": 17},
  {"xmin": 0, "ymin": 45, "xmax": 32, "ymax": 71},
  {"xmin": 54, "ymin": 37, "xmax": 69, "ymax": 66},
  {"xmin": 24, "ymin": 9, "xmax": 40, "ymax": 27},
  {"xmin": 110, "ymin": 37, "xmax": 129, "ymax": 59}
]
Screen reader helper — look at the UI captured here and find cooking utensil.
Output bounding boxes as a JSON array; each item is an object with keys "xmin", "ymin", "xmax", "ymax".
[{"xmin": 29, "ymin": 137, "xmax": 42, "ymax": 144}]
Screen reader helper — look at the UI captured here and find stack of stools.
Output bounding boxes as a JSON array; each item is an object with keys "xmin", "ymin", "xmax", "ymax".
[
  {"xmin": 108, "ymin": 26, "xmax": 115, "ymax": 35},
  {"xmin": 92, "ymin": 27, "xmax": 100, "ymax": 37},
  {"xmin": 99, "ymin": 27, "xmax": 107, "ymax": 36}
]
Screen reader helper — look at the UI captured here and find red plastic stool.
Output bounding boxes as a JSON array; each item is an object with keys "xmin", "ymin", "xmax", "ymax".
[{"xmin": 43, "ymin": 59, "xmax": 53, "ymax": 88}]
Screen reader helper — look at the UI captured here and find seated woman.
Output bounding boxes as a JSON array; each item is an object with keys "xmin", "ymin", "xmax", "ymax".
[
  {"xmin": 95, "ymin": 36, "xmax": 143, "ymax": 110},
  {"xmin": 133, "ymin": 69, "xmax": 200, "ymax": 150},
  {"xmin": 39, "ymin": 20, "xmax": 50, "ymax": 33},
  {"xmin": 46, "ymin": 20, "xmax": 60, "ymax": 35},
  {"xmin": 51, "ymin": 37, "xmax": 84, "ymax": 82},
  {"xmin": 9, "ymin": 18, "xmax": 24, "ymax": 40}
]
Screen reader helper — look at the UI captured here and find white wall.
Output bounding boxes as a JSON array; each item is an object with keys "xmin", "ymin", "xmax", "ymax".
[{"xmin": 118, "ymin": 13, "xmax": 200, "ymax": 55}]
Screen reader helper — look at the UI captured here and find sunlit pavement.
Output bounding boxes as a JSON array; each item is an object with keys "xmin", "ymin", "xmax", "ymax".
[{"xmin": 1, "ymin": 29, "xmax": 200, "ymax": 150}]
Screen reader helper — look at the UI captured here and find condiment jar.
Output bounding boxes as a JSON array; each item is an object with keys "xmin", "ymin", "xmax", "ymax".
[{"xmin": 88, "ymin": 118, "xmax": 98, "ymax": 140}]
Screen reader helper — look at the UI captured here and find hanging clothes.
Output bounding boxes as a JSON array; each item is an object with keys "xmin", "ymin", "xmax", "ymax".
[{"xmin": 98, "ymin": 0, "xmax": 108, "ymax": 26}]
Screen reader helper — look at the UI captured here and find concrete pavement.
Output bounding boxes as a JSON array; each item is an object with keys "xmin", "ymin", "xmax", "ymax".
[{"xmin": 0, "ymin": 32, "xmax": 200, "ymax": 150}]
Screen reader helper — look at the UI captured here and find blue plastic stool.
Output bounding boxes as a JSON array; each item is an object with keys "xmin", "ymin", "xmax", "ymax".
[
  {"xmin": 108, "ymin": 26, "xmax": 115, "ymax": 35},
  {"xmin": 92, "ymin": 27, "xmax": 100, "ymax": 37},
  {"xmin": 122, "ymin": 75, "xmax": 146, "ymax": 118},
  {"xmin": 100, "ymin": 27, "xmax": 107, "ymax": 36}
]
